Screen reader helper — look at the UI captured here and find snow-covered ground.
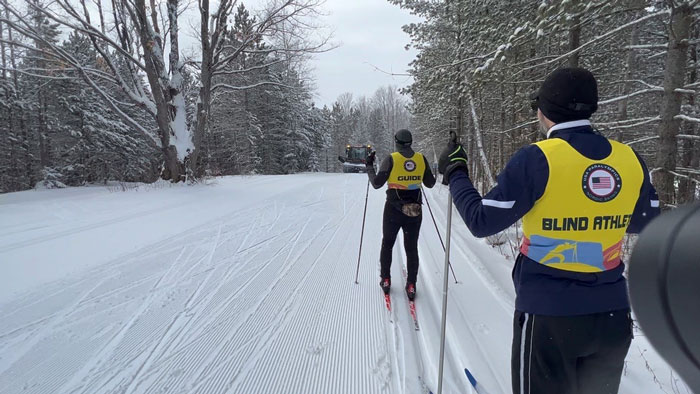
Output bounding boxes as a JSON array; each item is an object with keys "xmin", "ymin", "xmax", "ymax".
[{"xmin": 0, "ymin": 174, "xmax": 690, "ymax": 394}]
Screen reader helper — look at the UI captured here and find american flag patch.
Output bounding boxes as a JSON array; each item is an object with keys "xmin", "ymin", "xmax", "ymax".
[{"xmin": 592, "ymin": 176, "xmax": 611, "ymax": 189}]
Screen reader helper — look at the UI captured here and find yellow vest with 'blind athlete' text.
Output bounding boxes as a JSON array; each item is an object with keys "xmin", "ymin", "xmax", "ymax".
[
  {"xmin": 520, "ymin": 139, "xmax": 644, "ymax": 273},
  {"xmin": 388, "ymin": 152, "xmax": 425, "ymax": 190}
]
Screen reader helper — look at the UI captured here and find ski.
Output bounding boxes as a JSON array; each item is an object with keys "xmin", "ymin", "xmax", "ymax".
[
  {"xmin": 383, "ymin": 292, "xmax": 393, "ymax": 323},
  {"xmin": 400, "ymin": 266, "xmax": 420, "ymax": 330},
  {"xmin": 464, "ymin": 368, "xmax": 489, "ymax": 393},
  {"xmin": 408, "ymin": 299, "xmax": 420, "ymax": 331},
  {"xmin": 464, "ymin": 368, "xmax": 477, "ymax": 388}
]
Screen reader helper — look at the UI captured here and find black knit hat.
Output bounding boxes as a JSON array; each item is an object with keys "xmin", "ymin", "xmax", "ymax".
[
  {"xmin": 532, "ymin": 67, "xmax": 598, "ymax": 123},
  {"xmin": 394, "ymin": 129, "xmax": 412, "ymax": 145}
]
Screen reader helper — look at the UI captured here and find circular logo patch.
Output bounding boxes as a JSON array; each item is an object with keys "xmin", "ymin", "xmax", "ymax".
[
  {"xmin": 581, "ymin": 164, "xmax": 622, "ymax": 202},
  {"xmin": 404, "ymin": 160, "xmax": 416, "ymax": 172}
]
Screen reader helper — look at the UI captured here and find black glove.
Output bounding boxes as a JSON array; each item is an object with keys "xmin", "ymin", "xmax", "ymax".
[
  {"xmin": 438, "ymin": 141, "xmax": 469, "ymax": 185},
  {"xmin": 366, "ymin": 150, "xmax": 376, "ymax": 167}
]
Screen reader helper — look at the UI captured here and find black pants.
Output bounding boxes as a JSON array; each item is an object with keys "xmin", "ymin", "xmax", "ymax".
[
  {"xmin": 379, "ymin": 202, "xmax": 421, "ymax": 283},
  {"xmin": 512, "ymin": 310, "xmax": 633, "ymax": 394}
]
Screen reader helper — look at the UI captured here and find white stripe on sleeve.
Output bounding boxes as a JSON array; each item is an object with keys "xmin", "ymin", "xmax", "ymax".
[{"xmin": 482, "ymin": 199, "xmax": 516, "ymax": 209}]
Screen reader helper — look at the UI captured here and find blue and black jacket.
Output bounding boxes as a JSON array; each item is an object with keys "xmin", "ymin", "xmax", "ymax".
[{"xmin": 449, "ymin": 120, "xmax": 660, "ymax": 316}]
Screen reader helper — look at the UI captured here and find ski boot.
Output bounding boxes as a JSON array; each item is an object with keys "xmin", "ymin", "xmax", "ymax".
[
  {"xmin": 380, "ymin": 278, "xmax": 391, "ymax": 294},
  {"xmin": 405, "ymin": 282, "xmax": 416, "ymax": 301}
]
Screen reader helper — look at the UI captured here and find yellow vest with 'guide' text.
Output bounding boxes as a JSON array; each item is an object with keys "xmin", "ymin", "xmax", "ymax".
[
  {"xmin": 388, "ymin": 152, "xmax": 425, "ymax": 190},
  {"xmin": 520, "ymin": 139, "xmax": 643, "ymax": 273}
]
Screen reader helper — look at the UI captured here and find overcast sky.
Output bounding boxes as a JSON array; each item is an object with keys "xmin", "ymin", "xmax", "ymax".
[
  {"xmin": 309, "ymin": 0, "xmax": 420, "ymax": 107},
  {"xmin": 180, "ymin": 0, "xmax": 420, "ymax": 107}
]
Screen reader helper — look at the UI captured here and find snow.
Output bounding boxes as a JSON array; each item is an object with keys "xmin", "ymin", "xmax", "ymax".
[
  {"xmin": 0, "ymin": 174, "xmax": 690, "ymax": 393},
  {"xmin": 169, "ymin": 63, "xmax": 194, "ymax": 161}
]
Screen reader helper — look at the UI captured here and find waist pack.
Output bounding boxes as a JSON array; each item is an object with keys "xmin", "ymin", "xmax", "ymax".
[{"xmin": 401, "ymin": 203, "xmax": 422, "ymax": 217}]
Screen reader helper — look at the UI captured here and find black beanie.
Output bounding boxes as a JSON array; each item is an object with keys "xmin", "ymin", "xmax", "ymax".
[
  {"xmin": 535, "ymin": 67, "xmax": 598, "ymax": 123},
  {"xmin": 394, "ymin": 129, "xmax": 412, "ymax": 145}
]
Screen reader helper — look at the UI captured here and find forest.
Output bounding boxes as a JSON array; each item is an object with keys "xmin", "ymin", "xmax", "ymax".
[
  {"xmin": 1, "ymin": 0, "xmax": 699, "ymax": 209},
  {"xmin": 393, "ymin": 0, "xmax": 700, "ymax": 209}
]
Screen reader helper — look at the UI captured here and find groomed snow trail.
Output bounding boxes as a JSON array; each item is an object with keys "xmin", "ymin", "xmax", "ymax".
[{"xmin": 0, "ymin": 174, "xmax": 687, "ymax": 394}]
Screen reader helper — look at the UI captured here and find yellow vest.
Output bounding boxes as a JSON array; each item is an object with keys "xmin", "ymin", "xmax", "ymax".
[
  {"xmin": 521, "ymin": 139, "xmax": 643, "ymax": 273},
  {"xmin": 388, "ymin": 152, "xmax": 425, "ymax": 190}
]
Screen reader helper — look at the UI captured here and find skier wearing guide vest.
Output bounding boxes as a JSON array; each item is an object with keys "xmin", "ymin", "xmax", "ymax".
[
  {"xmin": 366, "ymin": 129, "xmax": 436, "ymax": 300},
  {"xmin": 438, "ymin": 68, "xmax": 660, "ymax": 394}
]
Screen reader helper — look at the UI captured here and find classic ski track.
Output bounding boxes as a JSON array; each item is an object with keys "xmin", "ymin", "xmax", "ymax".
[
  {"xmin": 220, "ymin": 211, "xmax": 350, "ymax": 393},
  {"xmin": 56, "ymin": 246, "xmax": 189, "ymax": 394},
  {"xmin": 57, "ymin": 244, "xmax": 209, "ymax": 394},
  {"xmin": 140, "ymin": 239, "xmax": 294, "ymax": 372},
  {"xmin": 0, "ymin": 179, "xmax": 317, "ymax": 252},
  {"xmin": 396, "ymin": 237, "xmax": 433, "ymax": 394},
  {"xmin": 117, "ymin": 214, "xmax": 316, "ymax": 393},
  {"xmin": 422, "ymin": 186, "xmax": 511, "ymax": 393},
  {"xmin": 182, "ymin": 192, "xmax": 357, "ymax": 394},
  {"xmin": 142, "ymin": 223, "xmax": 297, "ymax": 371},
  {"xmin": 0, "ymin": 178, "xmax": 342, "ymax": 394},
  {"xmin": 1, "ymin": 215, "xmax": 222, "ymax": 320},
  {"xmin": 152, "ymin": 232, "xmax": 302, "ymax": 379},
  {"xmin": 184, "ymin": 214, "xmax": 333, "ymax": 393},
  {"xmin": 0, "ymin": 276, "xmax": 112, "ymax": 379},
  {"xmin": 120, "ymin": 224, "xmax": 224, "ymax": 394},
  {"xmin": 56, "ymin": 232, "xmax": 225, "ymax": 394},
  {"xmin": 426, "ymin": 187, "xmax": 513, "ymax": 312},
  {"xmin": 280, "ymin": 190, "xmax": 371, "ymax": 394},
  {"xmin": 0, "ymin": 276, "xmax": 97, "ymax": 325},
  {"xmin": 1, "ymin": 176, "xmax": 481, "ymax": 394},
  {"xmin": 1, "ymin": 205, "xmax": 191, "ymax": 252}
]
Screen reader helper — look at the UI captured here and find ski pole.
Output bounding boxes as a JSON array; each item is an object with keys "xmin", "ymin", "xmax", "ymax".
[
  {"xmin": 421, "ymin": 185, "xmax": 458, "ymax": 283},
  {"xmin": 354, "ymin": 179, "xmax": 371, "ymax": 284},
  {"xmin": 437, "ymin": 132, "xmax": 457, "ymax": 394},
  {"xmin": 437, "ymin": 192, "xmax": 453, "ymax": 394}
]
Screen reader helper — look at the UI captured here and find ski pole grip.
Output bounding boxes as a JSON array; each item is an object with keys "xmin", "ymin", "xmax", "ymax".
[{"xmin": 449, "ymin": 130, "xmax": 458, "ymax": 144}]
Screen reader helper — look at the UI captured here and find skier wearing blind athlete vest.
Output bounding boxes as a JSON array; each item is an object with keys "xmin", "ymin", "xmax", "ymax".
[
  {"xmin": 438, "ymin": 68, "xmax": 660, "ymax": 394},
  {"xmin": 366, "ymin": 129, "xmax": 436, "ymax": 300}
]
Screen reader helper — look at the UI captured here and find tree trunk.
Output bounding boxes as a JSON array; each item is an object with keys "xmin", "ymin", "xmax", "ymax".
[
  {"xmin": 190, "ymin": 0, "xmax": 212, "ymax": 178},
  {"xmin": 677, "ymin": 24, "xmax": 698, "ymax": 204},
  {"xmin": 133, "ymin": 0, "xmax": 184, "ymax": 182},
  {"xmin": 654, "ymin": 4, "xmax": 692, "ymax": 208},
  {"xmin": 617, "ymin": 25, "xmax": 639, "ymax": 142},
  {"xmin": 568, "ymin": 2, "xmax": 581, "ymax": 68},
  {"xmin": 468, "ymin": 92, "xmax": 495, "ymax": 187}
]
